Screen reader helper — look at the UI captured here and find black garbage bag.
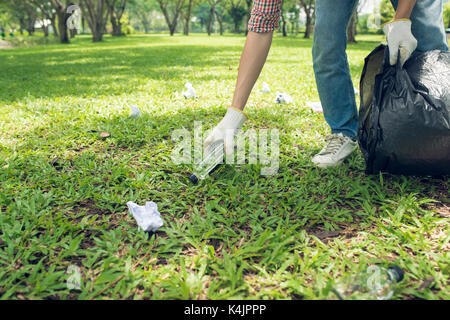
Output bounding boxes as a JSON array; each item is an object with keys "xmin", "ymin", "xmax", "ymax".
[{"xmin": 358, "ymin": 45, "xmax": 450, "ymax": 176}]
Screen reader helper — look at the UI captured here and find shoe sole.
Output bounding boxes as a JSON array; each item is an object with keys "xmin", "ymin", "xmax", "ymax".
[{"xmin": 314, "ymin": 159, "xmax": 344, "ymax": 168}]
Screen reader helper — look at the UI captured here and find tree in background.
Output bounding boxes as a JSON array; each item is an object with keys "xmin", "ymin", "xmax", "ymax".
[
  {"xmin": 213, "ymin": 0, "xmax": 226, "ymax": 35},
  {"xmin": 244, "ymin": 0, "xmax": 251, "ymax": 35},
  {"xmin": 444, "ymin": 1, "xmax": 450, "ymax": 28},
  {"xmin": 357, "ymin": 13, "xmax": 370, "ymax": 34},
  {"xmin": 347, "ymin": 11, "xmax": 357, "ymax": 43},
  {"xmin": 227, "ymin": 0, "xmax": 246, "ymax": 34},
  {"xmin": 280, "ymin": 1, "xmax": 287, "ymax": 36},
  {"xmin": 380, "ymin": 0, "xmax": 395, "ymax": 25},
  {"xmin": 156, "ymin": 0, "xmax": 184, "ymax": 35},
  {"xmin": 48, "ymin": 0, "xmax": 71, "ymax": 43},
  {"xmin": 206, "ymin": 0, "xmax": 214, "ymax": 36},
  {"xmin": 347, "ymin": 0, "xmax": 370, "ymax": 44},
  {"xmin": 106, "ymin": 0, "xmax": 128, "ymax": 36},
  {"xmin": 181, "ymin": 0, "xmax": 199, "ymax": 35},
  {"xmin": 205, "ymin": 0, "xmax": 223, "ymax": 36},
  {"xmin": 279, "ymin": 0, "xmax": 298, "ymax": 37},
  {"xmin": 79, "ymin": 0, "xmax": 110, "ymax": 41},
  {"xmin": 4, "ymin": 0, "xmax": 39, "ymax": 36},
  {"xmin": 287, "ymin": 2, "xmax": 300, "ymax": 35},
  {"xmin": 0, "ymin": 2, "xmax": 17, "ymax": 35},
  {"xmin": 29, "ymin": 0, "xmax": 58, "ymax": 37},
  {"xmin": 299, "ymin": 0, "xmax": 314, "ymax": 39},
  {"xmin": 127, "ymin": 0, "xmax": 158, "ymax": 33}
]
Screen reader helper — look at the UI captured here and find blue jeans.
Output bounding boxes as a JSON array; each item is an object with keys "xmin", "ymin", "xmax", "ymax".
[{"xmin": 312, "ymin": 0, "xmax": 449, "ymax": 140}]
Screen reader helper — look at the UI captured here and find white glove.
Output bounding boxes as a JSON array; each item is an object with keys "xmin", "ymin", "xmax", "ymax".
[
  {"xmin": 204, "ymin": 107, "xmax": 247, "ymax": 156},
  {"xmin": 383, "ymin": 19, "xmax": 417, "ymax": 67}
]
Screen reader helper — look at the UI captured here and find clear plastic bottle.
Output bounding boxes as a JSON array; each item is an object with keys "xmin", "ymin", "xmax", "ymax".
[
  {"xmin": 331, "ymin": 265, "xmax": 404, "ymax": 300},
  {"xmin": 188, "ymin": 140, "xmax": 224, "ymax": 184}
]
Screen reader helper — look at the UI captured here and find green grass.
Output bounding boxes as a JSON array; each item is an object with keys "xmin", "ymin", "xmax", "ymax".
[
  {"xmin": 2, "ymin": 33, "xmax": 61, "ymax": 48},
  {"xmin": 0, "ymin": 33, "xmax": 448, "ymax": 300}
]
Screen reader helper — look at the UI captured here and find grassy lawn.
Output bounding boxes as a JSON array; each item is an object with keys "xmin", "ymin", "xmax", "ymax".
[{"xmin": 0, "ymin": 33, "xmax": 448, "ymax": 300}]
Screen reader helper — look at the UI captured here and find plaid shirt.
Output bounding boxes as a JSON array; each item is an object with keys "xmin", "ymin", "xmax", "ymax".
[{"xmin": 248, "ymin": 0, "xmax": 283, "ymax": 33}]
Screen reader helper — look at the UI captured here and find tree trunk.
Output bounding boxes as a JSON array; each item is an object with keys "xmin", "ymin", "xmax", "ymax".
[
  {"xmin": 139, "ymin": 14, "xmax": 150, "ymax": 33},
  {"xmin": 92, "ymin": 13, "xmax": 108, "ymax": 42},
  {"xmin": 92, "ymin": 21, "xmax": 104, "ymax": 41},
  {"xmin": 183, "ymin": 18, "xmax": 189, "ymax": 35},
  {"xmin": 26, "ymin": 16, "xmax": 35, "ymax": 36},
  {"xmin": 57, "ymin": 9, "xmax": 70, "ymax": 43},
  {"xmin": 168, "ymin": 19, "xmax": 177, "ymax": 36},
  {"xmin": 70, "ymin": 28, "xmax": 77, "ymax": 38},
  {"xmin": 304, "ymin": 14, "xmax": 312, "ymax": 38},
  {"xmin": 43, "ymin": 24, "xmax": 49, "ymax": 37},
  {"xmin": 347, "ymin": 11, "xmax": 357, "ymax": 44},
  {"xmin": 80, "ymin": 0, "xmax": 109, "ymax": 42},
  {"xmin": 183, "ymin": 0, "xmax": 193, "ymax": 35},
  {"xmin": 158, "ymin": 0, "xmax": 183, "ymax": 36},
  {"xmin": 111, "ymin": 15, "xmax": 122, "ymax": 35},
  {"xmin": 245, "ymin": 0, "xmax": 251, "ymax": 35},
  {"xmin": 215, "ymin": 11, "xmax": 223, "ymax": 35},
  {"xmin": 51, "ymin": 13, "xmax": 58, "ymax": 36},
  {"xmin": 19, "ymin": 18, "xmax": 25, "ymax": 35},
  {"xmin": 111, "ymin": 15, "xmax": 117, "ymax": 34},
  {"xmin": 207, "ymin": 7, "xmax": 214, "ymax": 35},
  {"xmin": 169, "ymin": 23, "xmax": 176, "ymax": 36},
  {"xmin": 81, "ymin": 16, "xmax": 85, "ymax": 33},
  {"xmin": 280, "ymin": 7, "xmax": 287, "ymax": 37}
]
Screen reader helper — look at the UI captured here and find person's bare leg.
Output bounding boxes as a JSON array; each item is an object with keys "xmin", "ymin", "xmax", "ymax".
[{"xmin": 231, "ymin": 31, "xmax": 274, "ymax": 111}]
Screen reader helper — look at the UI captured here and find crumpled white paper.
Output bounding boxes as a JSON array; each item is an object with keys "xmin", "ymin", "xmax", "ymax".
[
  {"xmin": 274, "ymin": 91, "xmax": 293, "ymax": 104},
  {"xmin": 306, "ymin": 101, "xmax": 323, "ymax": 113},
  {"xmin": 262, "ymin": 82, "xmax": 270, "ymax": 93},
  {"xmin": 182, "ymin": 82, "xmax": 196, "ymax": 98},
  {"xmin": 127, "ymin": 201, "xmax": 163, "ymax": 233},
  {"xmin": 129, "ymin": 104, "xmax": 141, "ymax": 117}
]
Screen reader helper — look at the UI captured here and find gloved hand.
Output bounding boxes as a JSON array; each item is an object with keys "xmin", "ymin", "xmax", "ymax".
[
  {"xmin": 204, "ymin": 107, "xmax": 247, "ymax": 156},
  {"xmin": 383, "ymin": 19, "xmax": 417, "ymax": 67}
]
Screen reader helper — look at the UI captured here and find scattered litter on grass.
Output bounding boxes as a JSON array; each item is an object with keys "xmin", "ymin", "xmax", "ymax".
[
  {"xmin": 127, "ymin": 201, "xmax": 163, "ymax": 233},
  {"xmin": 100, "ymin": 132, "xmax": 110, "ymax": 139},
  {"xmin": 274, "ymin": 91, "xmax": 293, "ymax": 104},
  {"xmin": 129, "ymin": 104, "xmax": 141, "ymax": 117},
  {"xmin": 182, "ymin": 82, "xmax": 196, "ymax": 98},
  {"xmin": 307, "ymin": 101, "xmax": 323, "ymax": 113},
  {"xmin": 262, "ymin": 82, "xmax": 270, "ymax": 93}
]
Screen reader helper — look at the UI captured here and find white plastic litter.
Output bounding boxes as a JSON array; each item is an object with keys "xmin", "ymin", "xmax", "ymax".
[
  {"xmin": 306, "ymin": 101, "xmax": 323, "ymax": 113},
  {"xmin": 274, "ymin": 91, "xmax": 293, "ymax": 104},
  {"xmin": 262, "ymin": 82, "xmax": 270, "ymax": 93},
  {"xmin": 127, "ymin": 201, "xmax": 163, "ymax": 233},
  {"xmin": 129, "ymin": 104, "xmax": 141, "ymax": 117},
  {"xmin": 182, "ymin": 82, "xmax": 196, "ymax": 98}
]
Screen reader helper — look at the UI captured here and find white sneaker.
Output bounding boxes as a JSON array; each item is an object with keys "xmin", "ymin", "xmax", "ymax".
[{"xmin": 312, "ymin": 133, "xmax": 357, "ymax": 168}]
